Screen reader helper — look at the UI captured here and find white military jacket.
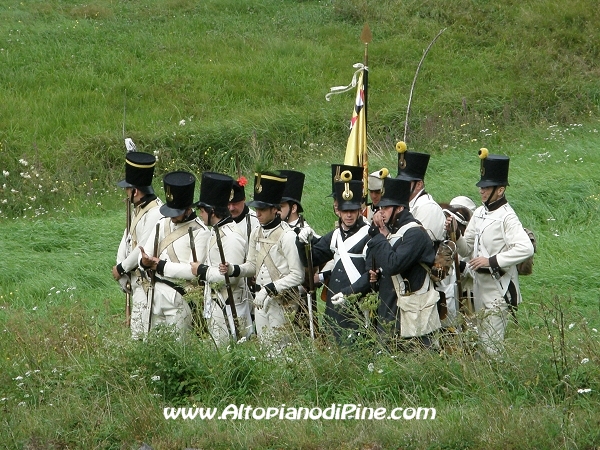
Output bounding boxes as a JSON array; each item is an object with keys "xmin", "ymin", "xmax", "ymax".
[
  {"xmin": 238, "ymin": 220, "xmax": 304, "ymax": 293},
  {"xmin": 203, "ymin": 221, "xmax": 247, "ymax": 305},
  {"xmin": 140, "ymin": 216, "xmax": 210, "ymax": 282},
  {"xmin": 410, "ymin": 190, "xmax": 446, "ymax": 242},
  {"xmin": 456, "ymin": 200, "xmax": 534, "ymax": 307},
  {"xmin": 116, "ymin": 198, "xmax": 163, "ymax": 273}
]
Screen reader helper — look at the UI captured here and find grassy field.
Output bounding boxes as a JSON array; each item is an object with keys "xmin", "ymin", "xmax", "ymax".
[{"xmin": 1, "ymin": 0, "xmax": 600, "ymax": 449}]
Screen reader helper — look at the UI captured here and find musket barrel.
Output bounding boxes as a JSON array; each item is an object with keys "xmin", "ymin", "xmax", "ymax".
[{"xmin": 215, "ymin": 224, "xmax": 240, "ymax": 340}]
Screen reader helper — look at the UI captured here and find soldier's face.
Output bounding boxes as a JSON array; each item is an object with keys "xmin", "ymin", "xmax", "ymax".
[
  {"xmin": 339, "ymin": 209, "xmax": 360, "ymax": 229},
  {"xmin": 228, "ymin": 199, "xmax": 245, "ymax": 219},
  {"xmin": 369, "ymin": 190, "xmax": 382, "ymax": 206},
  {"xmin": 279, "ymin": 202, "xmax": 291, "ymax": 222},
  {"xmin": 479, "ymin": 186, "xmax": 505, "ymax": 203},
  {"xmin": 255, "ymin": 206, "xmax": 278, "ymax": 225},
  {"xmin": 198, "ymin": 207, "xmax": 210, "ymax": 225}
]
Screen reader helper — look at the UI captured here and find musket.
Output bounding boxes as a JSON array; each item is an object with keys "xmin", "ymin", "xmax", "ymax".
[
  {"xmin": 214, "ymin": 223, "xmax": 240, "ymax": 340},
  {"xmin": 449, "ymin": 219, "xmax": 472, "ymax": 317},
  {"xmin": 188, "ymin": 226, "xmax": 198, "ymax": 263},
  {"xmin": 147, "ymin": 222, "xmax": 160, "ymax": 334},
  {"xmin": 125, "ymin": 195, "xmax": 132, "ymax": 327},
  {"xmin": 304, "ymin": 236, "xmax": 317, "ymax": 340},
  {"xmin": 123, "ymin": 91, "xmax": 133, "ymax": 327}
]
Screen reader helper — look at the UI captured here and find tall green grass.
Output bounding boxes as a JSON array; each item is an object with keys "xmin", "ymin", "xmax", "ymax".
[{"xmin": 1, "ymin": 1, "xmax": 600, "ymax": 448}]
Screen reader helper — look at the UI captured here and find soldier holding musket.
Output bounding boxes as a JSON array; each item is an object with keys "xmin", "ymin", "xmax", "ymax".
[
  {"xmin": 297, "ymin": 174, "xmax": 371, "ymax": 344},
  {"xmin": 139, "ymin": 171, "xmax": 210, "ymax": 335},
  {"xmin": 191, "ymin": 172, "xmax": 251, "ymax": 346},
  {"xmin": 219, "ymin": 172, "xmax": 304, "ymax": 347},
  {"xmin": 113, "ymin": 152, "xmax": 163, "ymax": 339},
  {"xmin": 446, "ymin": 150, "xmax": 534, "ymax": 355}
]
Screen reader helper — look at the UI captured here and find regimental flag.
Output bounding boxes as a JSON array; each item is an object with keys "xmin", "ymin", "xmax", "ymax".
[
  {"xmin": 326, "ymin": 62, "xmax": 369, "ymax": 199},
  {"xmin": 343, "ymin": 68, "xmax": 368, "ymax": 197}
]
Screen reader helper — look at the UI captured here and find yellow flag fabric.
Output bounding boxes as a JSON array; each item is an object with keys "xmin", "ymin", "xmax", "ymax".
[{"xmin": 343, "ymin": 70, "xmax": 368, "ymax": 195}]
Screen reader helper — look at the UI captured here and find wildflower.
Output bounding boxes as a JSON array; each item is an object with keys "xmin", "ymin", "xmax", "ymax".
[
  {"xmin": 568, "ymin": 323, "xmax": 575, "ymax": 330},
  {"xmin": 581, "ymin": 358, "xmax": 589, "ymax": 364},
  {"xmin": 367, "ymin": 363, "xmax": 375, "ymax": 372},
  {"xmin": 2, "ymin": 170, "xmax": 8, "ymax": 176},
  {"xmin": 179, "ymin": 119, "xmax": 186, "ymax": 126},
  {"xmin": 18, "ymin": 159, "xmax": 28, "ymax": 166},
  {"xmin": 13, "ymin": 376, "xmax": 23, "ymax": 381},
  {"xmin": 18, "ymin": 402, "xmax": 26, "ymax": 406},
  {"xmin": 151, "ymin": 375, "xmax": 160, "ymax": 382},
  {"xmin": 577, "ymin": 388, "xmax": 591, "ymax": 394}
]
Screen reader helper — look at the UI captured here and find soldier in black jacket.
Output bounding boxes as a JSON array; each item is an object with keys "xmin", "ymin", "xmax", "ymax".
[
  {"xmin": 367, "ymin": 176, "xmax": 440, "ymax": 350},
  {"xmin": 298, "ymin": 174, "xmax": 371, "ymax": 343}
]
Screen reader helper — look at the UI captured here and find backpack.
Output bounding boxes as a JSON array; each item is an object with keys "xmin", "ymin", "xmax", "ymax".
[{"xmin": 516, "ymin": 227, "xmax": 536, "ymax": 276}]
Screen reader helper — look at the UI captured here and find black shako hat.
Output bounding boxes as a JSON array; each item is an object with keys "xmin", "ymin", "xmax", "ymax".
[
  {"xmin": 279, "ymin": 169, "xmax": 305, "ymax": 213},
  {"xmin": 396, "ymin": 151, "xmax": 430, "ymax": 181},
  {"xmin": 160, "ymin": 171, "xmax": 196, "ymax": 217},
  {"xmin": 196, "ymin": 172, "xmax": 234, "ymax": 209},
  {"xmin": 247, "ymin": 172, "xmax": 287, "ymax": 208},
  {"xmin": 230, "ymin": 177, "xmax": 248, "ymax": 203},
  {"xmin": 335, "ymin": 180, "xmax": 363, "ymax": 211},
  {"xmin": 117, "ymin": 152, "xmax": 156, "ymax": 193},
  {"xmin": 476, "ymin": 148, "xmax": 510, "ymax": 187},
  {"xmin": 329, "ymin": 164, "xmax": 363, "ymax": 197},
  {"xmin": 377, "ymin": 177, "xmax": 411, "ymax": 208}
]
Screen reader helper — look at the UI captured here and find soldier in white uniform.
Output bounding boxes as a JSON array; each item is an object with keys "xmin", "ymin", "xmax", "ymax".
[
  {"xmin": 228, "ymin": 177, "xmax": 260, "ymax": 247},
  {"xmin": 113, "ymin": 152, "xmax": 163, "ymax": 339},
  {"xmin": 220, "ymin": 172, "xmax": 304, "ymax": 346},
  {"xmin": 228, "ymin": 176, "xmax": 260, "ymax": 319},
  {"xmin": 139, "ymin": 171, "xmax": 210, "ymax": 336},
  {"xmin": 449, "ymin": 150, "xmax": 534, "ymax": 355},
  {"xmin": 191, "ymin": 172, "xmax": 251, "ymax": 346},
  {"xmin": 278, "ymin": 169, "xmax": 319, "ymax": 334}
]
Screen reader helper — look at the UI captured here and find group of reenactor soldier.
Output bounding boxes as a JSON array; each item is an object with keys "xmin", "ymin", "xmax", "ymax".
[{"xmin": 113, "ymin": 145, "xmax": 534, "ymax": 356}]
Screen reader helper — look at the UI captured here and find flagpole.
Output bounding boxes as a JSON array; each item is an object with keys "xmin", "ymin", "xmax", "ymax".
[{"xmin": 360, "ymin": 23, "xmax": 371, "ymax": 197}]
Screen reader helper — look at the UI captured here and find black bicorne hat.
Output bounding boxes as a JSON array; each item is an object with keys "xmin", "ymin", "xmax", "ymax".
[
  {"xmin": 247, "ymin": 172, "xmax": 287, "ymax": 208},
  {"xmin": 476, "ymin": 149, "xmax": 510, "ymax": 187},
  {"xmin": 279, "ymin": 169, "xmax": 305, "ymax": 213},
  {"xmin": 377, "ymin": 177, "xmax": 412, "ymax": 208},
  {"xmin": 160, "ymin": 171, "xmax": 196, "ymax": 217},
  {"xmin": 117, "ymin": 152, "xmax": 156, "ymax": 193},
  {"xmin": 196, "ymin": 172, "xmax": 234, "ymax": 209},
  {"xmin": 396, "ymin": 151, "xmax": 430, "ymax": 181},
  {"xmin": 330, "ymin": 164, "xmax": 363, "ymax": 197},
  {"xmin": 335, "ymin": 179, "xmax": 363, "ymax": 211}
]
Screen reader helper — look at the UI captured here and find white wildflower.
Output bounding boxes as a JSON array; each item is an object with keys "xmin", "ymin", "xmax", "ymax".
[
  {"xmin": 151, "ymin": 375, "xmax": 160, "ymax": 382},
  {"xmin": 13, "ymin": 376, "xmax": 23, "ymax": 381},
  {"xmin": 18, "ymin": 401, "xmax": 26, "ymax": 406},
  {"xmin": 568, "ymin": 323, "xmax": 575, "ymax": 330},
  {"xmin": 577, "ymin": 388, "xmax": 591, "ymax": 394},
  {"xmin": 581, "ymin": 358, "xmax": 589, "ymax": 364},
  {"xmin": 2, "ymin": 170, "xmax": 8, "ymax": 176},
  {"xmin": 18, "ymin": 159, "xmax": 28, "ymax": 166},
  {"xmin": 367, "ymin": 363, "xmax": 375, "ymax": 372},
  {"xmin": 179, "ymin": 119, "xmax": 186, "ymax": 126}
]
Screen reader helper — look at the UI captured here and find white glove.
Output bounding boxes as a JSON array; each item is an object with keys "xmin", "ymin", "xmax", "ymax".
[
  {"xmin": 254, "ymin": 289, "xmax": 269, "ymax": 310},
  {"xmin": 331, "ymin": 292, "xmax": 345, "ymax": 305},
  {"xmin": 297, "ymin": 227, "xmax": 314, "ymax": 244}
]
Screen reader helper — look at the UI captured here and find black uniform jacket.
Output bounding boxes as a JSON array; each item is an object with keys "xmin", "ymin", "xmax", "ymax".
[{"xmin": 366, "ymin": 209, "xmax": 436, "ymax": 333}]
